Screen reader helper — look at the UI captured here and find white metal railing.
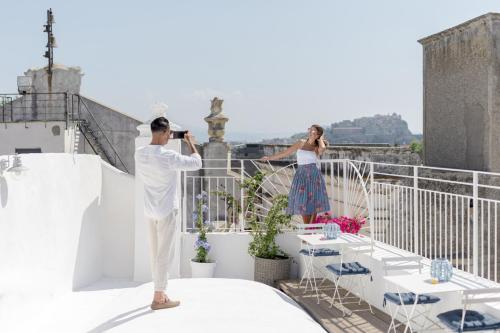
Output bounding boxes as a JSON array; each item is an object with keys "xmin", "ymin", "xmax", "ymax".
[
  {"xmin": 368, "ymin": 162, "xmax": 500, "ymax": 283},
  {"xmin": 181, "ymin": 158, "xmax": 500, "ymax": 284},
  {"xmin": 181, "ymin": 159, "xmax": 370, "ymax": 232}
]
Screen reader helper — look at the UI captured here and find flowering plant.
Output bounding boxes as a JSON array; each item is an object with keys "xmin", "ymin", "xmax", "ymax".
[
  {"xmin": 193, "ymin": 191, "xmax": 212, "ymax": 263},
  {"xmin": 314, "ymin": 212, "xmax": 366, "ymax": 234},
  {"xmin": 314, "ymin": 212, "xmax": 334, "ymax": 224},
  {"xmin": 248, "ymin": 194, "xmax": 292, "ymax": 259}
]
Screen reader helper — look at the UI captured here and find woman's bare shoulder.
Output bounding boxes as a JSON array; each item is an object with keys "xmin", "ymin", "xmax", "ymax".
[{"xmin": 293, "ymin": 139, "xmax": 305, "ymax": 149}]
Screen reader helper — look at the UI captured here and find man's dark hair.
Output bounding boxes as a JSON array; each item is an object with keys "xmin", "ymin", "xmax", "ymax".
[{"xmin": 150, "ymin": 117, "xmax": 170, "ymax": 133}]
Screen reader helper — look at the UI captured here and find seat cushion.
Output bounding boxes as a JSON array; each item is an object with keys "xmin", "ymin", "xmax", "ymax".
[
  {"xmin": 299, "ymin": 248, "xmax": 340, "ymax": 257},
  {"xmin": 384, "ymin": 292, "xmax": 440, "ymax": 306},
  {"xmin": 437, "ymin": 309, "xmax": 500, "ymax": 332},
  {"xmin": 326, "ymin": 262, "xmax": 370, "ymax": 275}
]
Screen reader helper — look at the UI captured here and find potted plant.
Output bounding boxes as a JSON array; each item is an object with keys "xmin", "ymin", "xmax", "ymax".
[
  {"xmin": 190, "ymin": 191, "xmax": 216, "ymax": 278},
  {"xmin": 248, "ymin": 194, "xmax": 292, "ymax": 287}
]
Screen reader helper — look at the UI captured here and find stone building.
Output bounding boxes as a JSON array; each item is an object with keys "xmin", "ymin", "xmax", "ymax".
[
  {"xmin": 419, "ymin": 13, "xmax": 500, "ymax": 172},
  {"xmin": 0, "ymin": 65, "xmax": 141, "ymax": 174}
]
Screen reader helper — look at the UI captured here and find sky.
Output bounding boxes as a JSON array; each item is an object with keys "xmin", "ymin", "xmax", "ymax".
[{"xmin": 1, "ymin": 0, "xmax": 500, "ymax": 142}]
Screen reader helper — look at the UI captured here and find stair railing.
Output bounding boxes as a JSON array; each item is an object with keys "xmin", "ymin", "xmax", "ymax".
[{"xmin": 73, "ymin": 94, "xmax": 129, "ymax": 173}]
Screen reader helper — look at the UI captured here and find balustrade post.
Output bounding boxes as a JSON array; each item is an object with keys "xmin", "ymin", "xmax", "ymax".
[
  {"xmin": 240, "ymin": 160, "xmax": 245, "ymax": 231},
  {"xmin": 343, "ymin": 160, "xmax": 348, "ymax": 216},
  {"xmin": 369, "ymin": 163, "xmax": 375, "ymax": 248},
  {"xmin": 182, "ymin": 171, "xmax": 187, "ymax": 232},
  {"xmin": 473, "ymin": 172, "xmax": 479, "ymax": 276},
  {"xmin": 413, "ymin": 166, "xmax": 419, "ymax": 254}
]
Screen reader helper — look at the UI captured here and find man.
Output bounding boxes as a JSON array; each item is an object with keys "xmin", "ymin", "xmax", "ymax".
[{"xmin": 135, "ymin": 117, "xmax": 202, "ymax": 310}]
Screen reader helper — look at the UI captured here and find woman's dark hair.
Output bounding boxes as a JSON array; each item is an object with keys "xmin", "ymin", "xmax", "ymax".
[
  {"xmin": 150, "ymin": 117, "xmax": 170, "ymax": 133},
  {"xmin": 311, "ymin": 124, "xmax": 325, "ymax": 147}
]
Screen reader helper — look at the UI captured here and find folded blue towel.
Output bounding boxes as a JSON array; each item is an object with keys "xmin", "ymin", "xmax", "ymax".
[
  {"xmin": 438, "ymin": 309, "xmax": 500, "ymax": 332},
  {"xmin": 299, "ymin": 248, "xmax": 340, "ymax": 257},
  {"xmin": 383, "ymin": 292, "xmax": 440, "ymax": 306},
  {"xmin": 326, "ymin": 262, "xmax": 370, "ymax": 276}
]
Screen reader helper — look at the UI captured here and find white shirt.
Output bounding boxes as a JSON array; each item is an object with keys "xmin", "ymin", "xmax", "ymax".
[
  {"xmin": 135, "ymin": 145, "xmax": 202, "ymax": 220},
  {"xmin": 296, "ymin": 149, "xmax": 318, "ymax": 165}
]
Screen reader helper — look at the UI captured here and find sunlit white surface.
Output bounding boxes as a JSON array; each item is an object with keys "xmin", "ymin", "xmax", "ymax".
[{"xmin": 4, "ymin": 278, "xmax": 326, "ymax": 333}]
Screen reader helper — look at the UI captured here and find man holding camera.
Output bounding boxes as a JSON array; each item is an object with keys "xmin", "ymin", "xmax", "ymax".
[{"xmin": 135, "ymin": 117, "xmax": 202, "ymax": 310}]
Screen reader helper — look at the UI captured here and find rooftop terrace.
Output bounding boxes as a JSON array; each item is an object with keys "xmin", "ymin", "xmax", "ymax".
[{"xmin": 2, "ymin": 153, "xmax": 500, "ymax": 332}]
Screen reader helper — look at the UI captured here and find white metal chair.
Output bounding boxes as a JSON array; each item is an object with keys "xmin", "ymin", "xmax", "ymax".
[
  {"xmin": 325, "ymin": 241, "xmax": 373, "ymax": 316},
  {"xmin": 437, "ymin": 287, "xmax": 500, "ymax": 332},
  {"xmin": 382, "ymin": 256, "xmax": 441, "ymax": 333},
  {"xmin": 296, "ymin": 223, "xmax": 341, "ymax": 304}
]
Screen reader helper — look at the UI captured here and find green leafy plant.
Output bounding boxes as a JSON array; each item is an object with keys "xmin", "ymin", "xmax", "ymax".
[
  {"xmin": 239, "ymin": 170, "xmax": 265, "ymax": 224},
  {"xmin": 410, "ymin": 140, "xmax": 423, "ymax": 154},
  {"xmin": 212, "ymin": 171, "xmax": 265, "ymax": 231},
  {"xmin": 248, "ymin": 194, "xmax": 292, "ymax": 259},
  {"xmin": 212, "ymin": 187, "xmax": 241, "ymax": 227}
]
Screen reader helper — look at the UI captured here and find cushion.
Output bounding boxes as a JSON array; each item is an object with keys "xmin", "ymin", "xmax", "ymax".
[
  {"xmin": 326, "ymin": 262, "xmax": 370, "ymax": 276},
  {"xmin": 437, "ymin": 309, "xmax": 500, "ymax": 332},
  {"xmin": 383, "ymin": 292, "xmax": 440, "ymax": 306},
  {"xmin": 299, "ymin": 248, "xmax": 340, "ymax": 257}
]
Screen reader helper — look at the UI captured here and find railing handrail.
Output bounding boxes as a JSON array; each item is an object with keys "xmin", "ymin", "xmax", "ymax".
[
  {"xmin": 204, "ymin": 157, "xmax": 500, "ymax": 177},
  {"xmin": 183, "ymin": 159, "xmax": 500, "ymax": 284},
  {"xmin": 0, "ymin": 92, "xmax": 69, "ymax": 124},
  {"xmin": 74, "ymin": 94, "xmax": 129, "ymax": 173},
  {"xmin": 196, "ymin": 158, "xmax": 500, "ymax": 190}
]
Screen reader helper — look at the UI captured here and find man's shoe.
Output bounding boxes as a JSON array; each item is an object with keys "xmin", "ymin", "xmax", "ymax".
[{"xmin": 150, "ymin": 299, "xmax": 180, "ymax": 310}]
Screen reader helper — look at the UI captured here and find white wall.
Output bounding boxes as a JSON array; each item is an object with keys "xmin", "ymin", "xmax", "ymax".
[
  {"xmin": 0, "ymin": 153, "xmax": 135, "ymax": 294},
  {"xmin": 0, "ymin": 122, "xmax": 69, "ymax": 155},
  {"xmin": 100, "ymin": 162, "xmax": 135, "ymax": 278},
  {"xmin": 180, "ymin": 232, "xmax": 301, "ymax": 280}
]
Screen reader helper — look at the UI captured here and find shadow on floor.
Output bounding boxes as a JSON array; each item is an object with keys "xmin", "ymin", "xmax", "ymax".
[
  {"xmin": 278, "ymin": 279, "xmax": 406, "ymax": 333},
  {"xmin": 86, "ymin": 305, "xmax": 152, "ymax": 333}
]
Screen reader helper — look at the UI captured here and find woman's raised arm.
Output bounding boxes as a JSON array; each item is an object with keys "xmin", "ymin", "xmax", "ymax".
[
  {"xmin": 317, "ymin": 135, "xmax": 327, "ymax": 156},
  {"xmin": 260, "ymin": 140, "xmax": 303, "ymax": 161}
]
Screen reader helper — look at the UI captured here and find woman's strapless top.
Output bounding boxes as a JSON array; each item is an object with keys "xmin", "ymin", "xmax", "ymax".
[{"xmin": 296, "ymin": 149, "xmax": 318, "ymax": 165}]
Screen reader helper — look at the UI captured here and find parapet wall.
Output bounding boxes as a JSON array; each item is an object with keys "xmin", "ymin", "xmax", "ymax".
[{"xmin": 233, "ymin": 143, "xmax": 422, "ymax": 166}]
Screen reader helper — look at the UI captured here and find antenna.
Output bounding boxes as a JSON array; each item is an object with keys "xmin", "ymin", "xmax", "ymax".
[{"xmin": 43, "ymin": 8, "xmax": 57, "ymax": 74}]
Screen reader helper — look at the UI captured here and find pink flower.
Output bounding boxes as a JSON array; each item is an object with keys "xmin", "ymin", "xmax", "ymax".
[{"xmin": 312, "ymin": 213, "xmax": 365, "ymax": 234}]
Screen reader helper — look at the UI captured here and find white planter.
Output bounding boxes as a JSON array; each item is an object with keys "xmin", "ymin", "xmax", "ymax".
[{"xmin": 190, "ymin": 259, "xmax": 217, "ymax": 278}]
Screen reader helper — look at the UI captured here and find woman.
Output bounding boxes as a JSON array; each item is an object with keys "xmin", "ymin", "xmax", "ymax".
[{"xmin": 260, "ymin": 125, "xmax": 330, "ymax": 224}]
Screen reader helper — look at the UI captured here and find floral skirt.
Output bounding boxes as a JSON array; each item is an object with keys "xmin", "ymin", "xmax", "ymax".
[{"xmin": 286, "ymin": 163, "xmax": 330, "ymax": 216}]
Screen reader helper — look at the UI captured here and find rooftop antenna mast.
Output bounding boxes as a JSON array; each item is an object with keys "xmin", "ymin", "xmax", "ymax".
[{"xmin": 43, "ymin": 8, "xmax": 57, "ymax": 74}]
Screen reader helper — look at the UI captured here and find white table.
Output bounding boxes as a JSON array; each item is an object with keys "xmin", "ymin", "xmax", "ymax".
[
  {"xmin": 383, "ymin": 272, "xmax": 488, "ymax": 332},
  {"xmin": 297, "ymin": 233, "xmax": 372, "ymax": 303},
  {"xmin": 297, "ymin": 233, "xmax": 372, "ymax": 248}
]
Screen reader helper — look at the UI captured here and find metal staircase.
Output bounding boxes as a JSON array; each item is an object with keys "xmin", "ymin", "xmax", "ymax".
[
  {"xmin": 72, "ymin": 95, "xmax": 129, "ymax": 173},
  {"xmin": 76, "ymin": 119, "xmax": 114, "ymax": 164}
]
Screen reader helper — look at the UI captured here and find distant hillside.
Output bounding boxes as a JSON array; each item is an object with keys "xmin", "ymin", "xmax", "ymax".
[{"xmin": 261, "ymin": 113, "xmax": 420, "ymax": 145}]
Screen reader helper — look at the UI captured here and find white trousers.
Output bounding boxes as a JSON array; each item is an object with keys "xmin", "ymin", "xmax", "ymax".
[{"xmin": 147, "ymin": 211, "xmax": 177, "ymax": 292}]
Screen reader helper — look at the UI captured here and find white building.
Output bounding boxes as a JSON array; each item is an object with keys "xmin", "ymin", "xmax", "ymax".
[{"xmin": 0, "ymin": 65, "xmax": 141, "ymax": 174}]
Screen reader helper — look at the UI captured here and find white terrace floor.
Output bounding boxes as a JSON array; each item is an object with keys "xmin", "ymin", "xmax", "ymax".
[{"xmin": 3, "ymin": 278, "xmax": 326, "ymax": 333}]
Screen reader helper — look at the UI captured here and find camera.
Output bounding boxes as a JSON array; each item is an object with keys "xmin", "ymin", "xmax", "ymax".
[{"xmin": 171, "ymin": 130, "xmax": 188, "ymax": 139}]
